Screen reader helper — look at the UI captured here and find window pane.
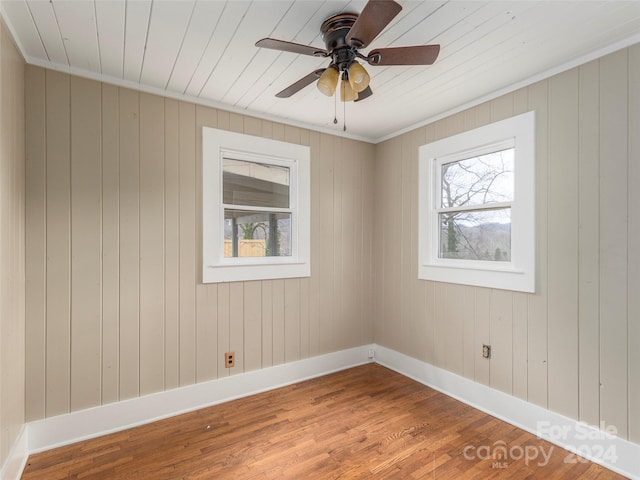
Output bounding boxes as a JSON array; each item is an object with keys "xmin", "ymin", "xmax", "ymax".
[
  {"xmin": 224, "ymin": 209, "xmax": 292, "ymax": 258},
  {"xmin": 441, "ymin": 148, "xmax": 514, "ymax": 208},
  {"xmin": 439, "ymin": 208, "xmax": 511, "ymax": 261},
  {"xmin": 223, "ymin": 158, "xmax": 290, "ymax": 208}
]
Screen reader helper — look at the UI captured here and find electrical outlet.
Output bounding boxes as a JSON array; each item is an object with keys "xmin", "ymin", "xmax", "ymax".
[
  {"xmin": 482, "ymin": 344, "xmax": 491, "ymax": 359},
  {"xmin": 368, "ymin": 348, "xmax": 375, "ymax": 359},
  {"xmin": 225, "ymin": 351, "xmax": 235, "ymax": 368}
]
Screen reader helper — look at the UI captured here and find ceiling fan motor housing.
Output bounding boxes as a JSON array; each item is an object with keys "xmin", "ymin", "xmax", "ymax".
[{"xmin": 321, "ymin": 13, "xmax": 359, "ymax": 72}]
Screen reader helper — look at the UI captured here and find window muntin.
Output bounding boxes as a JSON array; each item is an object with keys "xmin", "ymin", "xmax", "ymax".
[{"xmin": 418, "ymin": 111, "xmax": 535, "ymax": 293}]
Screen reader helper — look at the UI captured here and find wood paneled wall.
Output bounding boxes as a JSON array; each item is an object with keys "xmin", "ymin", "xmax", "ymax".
[
  {"xmin": 373, "ymin": 44, "xmax": 640, "ymax": 442},
  {"xmin": 0, "ymin": 19, "xmax": 25, "ymax": 466},
  {"xmin": 24, "ymin": 66, "xmax": 375, "ymax": 421},
  {"xmin": 22, "ymin": 45, "xmax": 640, "ymax": 449}
]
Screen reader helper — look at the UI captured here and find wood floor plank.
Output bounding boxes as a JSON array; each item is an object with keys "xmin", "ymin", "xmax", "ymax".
[{"xmin": 21, "ymin": 364, "xmax": 626, "ymax": 479}]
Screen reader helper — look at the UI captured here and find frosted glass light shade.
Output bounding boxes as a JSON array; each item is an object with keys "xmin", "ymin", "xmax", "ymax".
[
  {"xmin": 317, "ymin": 67, "xmax": 339, "ymax": 96},
  {"xmin": 340, "ymin": 78, "xmax": 358, "ymax": 102},
  {"xmin": 348, "ymin": 62, "xmax": 370, "ymax": 93}
]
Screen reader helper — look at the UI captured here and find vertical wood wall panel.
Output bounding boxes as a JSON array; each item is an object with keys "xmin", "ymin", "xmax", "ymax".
[
  {"xmin": 45, "ymin": 70, "xmax": 71, "ymax": 417},
  {"xmin": 118, "ymin": 88, "xmax": 140, "ymax": 401},
  {"xmin": 0, "ymin": 21, "xmax": 26, "ymax": 465},
  {"xmin": 628, "ymin": 43, "xmax": 640, "ymax": 443},
  {"xmin": 433, "ymin": 282, "xmax": 447, "ymax": 369},
  {"xmin": 318, "ymin": 134, "xmax": 335, "ymax": 354},
  {"xmin": 423, "ymin": 280, "xmax": 435, "ymax": 366},
  {"xmin": 512, "ymin": 293, "xmax": 528, "ymax": 401},
  {"xmin": 338, "ymin": 141, "xmax": 355, "ymax": 351},
  {"xmin": 164, "ymin": 99, "xmax": 180, "ymax": 390},
  {"xmin": 284, "ymin": 278, "xmax": 301, "ymax": 362},
  {"xmin": 101, "ymin": 84, "xmax": 120, "ymax": 405},
  {"xmin": 69, "ymin": 76, "xmax": 102, "ymax": 412},
  {"xmin": 25, "ymin": 66, "xmax": 46, "ymax": 421},
  {"xmin": 195, "ymin": 284, "xmax": 216, "ymax": 382},
  {"xmin": 332, "ymin": 137, "xmax": 345, "ymax": 350},
  {"xmin": 547, "ymin": 70, "xmax": 580, "ymax": 419},
  {"xmin": 299, "ymin": 278, "xmax": 310, "ymax": 359},
  {"xmin": 399, "ymin": 134, "xmax": 412, "ymax": 356},
  {"xmin": 599, "ymin": 50, "xmax": 629, "ymax": 439},
  {"xmin": 361, "ymin": 142, "xmax": 375, "ymax": 346},
  {"xmin": 244, "ymin": 281, "xmax": 262, "ymax": 372},
  {"xmin": 261, "ymin": 280, "xmax": 273, "ymax": 368},
  {"xmin": 445, "ymin": 284, "xmax": 464, "ymax": 376},
  {"xmin": 474, "ymin": 288, "xmax": 491, "ymax": 386},
  {"xmin": 408, "ymin": 130, "xmax": 425, "ymax": 361},
  {"xmin": 489, "ymin": 289, "xmax": 513, "ymax": 394},
  {"xmin": 385, "ymin": 137, "xmax": 403, "ymax": 351},
  {"xmin": 271, "ymin": 280, "xmax": 285, "ymax": 365},
  {"xmin": 308, "ymin": 131, "xmax": 321, "ymax": 357},
  {"xmin": 229, "ymin": 283, "xmax": 244, "ymax": 373},
  {"xmin": 350, "ymin": 139, "xmax": 366, "ymax": 348},
  {"xmin": 462, "ymin": 287, "xmax": 476, "ymax": 379},
  {"xmin": 178, "ymin": 102, "xmax": 197, "ymax": 387},
  {"xmin": 526, "ymin": 79, "xmax": 549, "ymax": 409},
  {"xmin": 577, "ymin": 60, "xmax": 601, "ymax": 427},
  {"xmin": 139, "ymin": 93, "xmax": 166, "ymax": 396},
  {"xmin": 372, "ymin": 140, "xmax": 387, "ymax": 345},
  {"xmin": 195, "ymin": 106, "xmax": 218, "ymax": 383},
  {"xmin": 217, "ymin": 283, "xmax": 230, "ymax": 378}
]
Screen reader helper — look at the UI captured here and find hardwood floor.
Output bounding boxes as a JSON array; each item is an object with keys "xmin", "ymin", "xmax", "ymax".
[{"xmin": 22, "ymin": 364, "xmax": 627, "ymax": 479}]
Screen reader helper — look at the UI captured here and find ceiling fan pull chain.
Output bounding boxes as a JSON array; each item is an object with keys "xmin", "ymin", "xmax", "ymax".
[
  {"xmin": 334, "ymin": 91, "xmax": 338, "ymax": 125},
  {"xmin": 343, "ymin": 99, "xmax": 347, "ymax": 132}
]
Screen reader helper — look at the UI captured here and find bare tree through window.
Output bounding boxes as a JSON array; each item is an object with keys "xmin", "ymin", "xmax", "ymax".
[{"xmin": 439, "ymin": 148, "xmax": 514, "ymax": 261}]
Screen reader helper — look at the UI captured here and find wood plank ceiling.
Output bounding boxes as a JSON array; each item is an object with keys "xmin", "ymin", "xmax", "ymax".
[{"xmin": 2, "ymin": 0, "xmax": 640, "ymax": 141}]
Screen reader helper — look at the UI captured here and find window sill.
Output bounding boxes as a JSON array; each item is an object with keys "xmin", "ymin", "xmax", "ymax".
[
  {"xmin": 203, "ymin": 262, "xmax": 310, "ymax": 283},
  {"xmin": 419, "ymin": 263, "xmax": 534, "ymax": 293}
]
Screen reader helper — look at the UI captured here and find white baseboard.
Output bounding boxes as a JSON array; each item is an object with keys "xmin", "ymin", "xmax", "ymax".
[
  {"xmin": 373, "ymin": 344, "xmax": 640, "ymax": 480},
  {"xmin": 27, "ymin": 345, "xmax": 372, "ymax": 453},
  {"xmin": 0, "ymin": 426, "xmax": 28, "ymax": 480},
  {"xmin": 17, "ymin": 344, "xmax": 640, "ymax": 480}
]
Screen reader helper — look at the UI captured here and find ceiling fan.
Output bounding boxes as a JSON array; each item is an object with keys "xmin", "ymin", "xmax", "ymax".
[{"xmin": 255, "ymin": 0, "xmax": 440, "ymax": 103}]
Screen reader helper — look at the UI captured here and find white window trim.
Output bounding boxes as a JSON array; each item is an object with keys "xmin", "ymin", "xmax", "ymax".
[
  {"xmin": 202, "ymin": 127, "xmax": 310, "ymax": 283},
  {"xmin": 418, "ymin": 111, "xmax": 536, "ymax": 293}
]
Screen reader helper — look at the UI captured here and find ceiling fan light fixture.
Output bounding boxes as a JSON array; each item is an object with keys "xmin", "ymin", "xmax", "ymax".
[
  {"xmin": 317, "ymin": 66, "xmax": 339, "ymax": 96},
  {"xmin": 340, "ymin": 77, "xmax": 358, "ymax": 102},
  {"xmin": 348, "ymin": 61, "xmax": 370, "ymax": 93}
]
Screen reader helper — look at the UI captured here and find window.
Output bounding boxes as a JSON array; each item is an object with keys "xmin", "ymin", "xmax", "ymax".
[
  {"xmin": 418, "ymin": 111, "xmax": 535, "ymax": 292},
  {"xmin": 203, "ymin": 128, "xmax": 310, "ymax": 283}
]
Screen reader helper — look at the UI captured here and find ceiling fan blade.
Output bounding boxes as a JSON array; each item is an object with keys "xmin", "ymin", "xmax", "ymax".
[
  {"xmin": 256, "ymin": 38, "xmax": 328, "ymax": 57},
  {"xmin": 346, "ymin": 0, "xmax": 402, "ymax": 49},
  {"xmin": 276, "ymin": 69, "xmax": 326, "ymax": 98},
  {"xmin": 367, "ymin": 45, "xmax": 440, "ymax": 66},
  {"xmin": 354, "ymin": 85, "xmax": 373, "ymax": 102}
]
